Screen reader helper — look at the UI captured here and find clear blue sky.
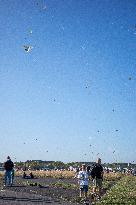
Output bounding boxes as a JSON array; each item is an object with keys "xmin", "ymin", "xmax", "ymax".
[{"xmin": 0, "ymin": 0, "xmax": 136, "ymax": 163}]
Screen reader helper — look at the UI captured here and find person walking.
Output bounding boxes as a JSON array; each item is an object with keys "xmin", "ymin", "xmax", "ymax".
[
  {"xmin": 4, "ymin": 156, "xmax": 14, "ymax": 186},
  {"xmin": 91, "ymin": 158, "xmax": 103, "ymax": 196}
]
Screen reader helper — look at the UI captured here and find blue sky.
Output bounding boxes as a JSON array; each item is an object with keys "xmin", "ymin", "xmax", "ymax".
[{"xmin": 0, "ymin": 0, "xmax": 136, "ymax": 163}]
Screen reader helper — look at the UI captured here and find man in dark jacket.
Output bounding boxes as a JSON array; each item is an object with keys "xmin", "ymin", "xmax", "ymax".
[
  {"xmin": 4, "ymin": 156, "xmax": 14, "ymax": 186},
  {"xmin": 91, "ymin": 158, "xmax": 103, "ymax": 195}
]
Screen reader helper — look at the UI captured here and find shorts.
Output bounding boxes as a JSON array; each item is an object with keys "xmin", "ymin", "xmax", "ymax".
[
  {"xmin": 92, "ymin": 178, "xmax": 102, "ymax": 188},
  {"xmin": 80, "ymin": 185, "xmax": 88, "ymax": 192}
]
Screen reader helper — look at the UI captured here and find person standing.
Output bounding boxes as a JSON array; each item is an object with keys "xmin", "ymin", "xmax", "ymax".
[
  {"xmin": 4, "ymin": 156, "xmax": 14, "ymax": 186},
  {"xmin": 91, "ymin": 158, "xmax": 103, "ymax": 196},
  {"xmin": 77, "ymin": 164, "xmax": 89, "ymax": 201}
]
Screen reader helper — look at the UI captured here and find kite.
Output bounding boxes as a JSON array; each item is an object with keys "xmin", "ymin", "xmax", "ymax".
[{"xmin": 23, "ymin": 45, "xmax": 33, "ymax": 53}]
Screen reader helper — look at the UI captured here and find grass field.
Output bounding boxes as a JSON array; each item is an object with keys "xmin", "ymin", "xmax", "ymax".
[
  {"xmin": 0, "ymin": 170, "xmax": 136, "ymax": 204},
  {"xmin": 96, "ymin": 175, "xmax": 136, "ymax": 205},
  {"xmin": 15, "ymin": 171, "xmax": 124, "ymax": 203},
  {"xmin": 15, "ymin": 170, "xmax": 75, "ymax": 178}
]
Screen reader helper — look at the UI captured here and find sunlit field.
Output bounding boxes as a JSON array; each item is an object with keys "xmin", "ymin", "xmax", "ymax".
[
  {"xmin": 18, "ymin": 171, "xmax": 136, "ymax": 204},
  {"xmin": 0, "ymin": 170, "xmax": 136, "ymax": 204},
  {"xmin": 15, "ymin": 170, "xmax": 122, "ymax": 178},
  {"xmin": 96, "ymin": 175, "xmax": 136, "ymax": 205},
  {"xmin": 15, "ymin": 170, "xmax": 75, "ymax": 178}
]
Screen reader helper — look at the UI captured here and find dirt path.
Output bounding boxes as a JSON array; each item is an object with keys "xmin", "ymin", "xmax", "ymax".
[
  {"xmin": 0, "ymin": 177, "xmax": 78, "ymax": 205},
  {"xmin": 0, "ymin": 188, "xmax": 77, "ymax": 205},
  {"xmin": 0, "ymin": 176, "xmax": 121, "ymax": 205}
]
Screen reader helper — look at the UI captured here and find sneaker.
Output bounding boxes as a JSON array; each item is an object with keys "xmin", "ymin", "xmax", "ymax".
[{"xmin": 84, "ymin": 201, "xmax": 89, "ymax": 205}]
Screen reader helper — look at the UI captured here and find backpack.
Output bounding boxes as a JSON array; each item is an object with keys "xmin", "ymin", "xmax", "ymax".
[
  {"xmin": 91, "ymin": 164, "xmax": 103, "ymax": 179},
  {"xmin": 4, "ymin": 160, "xmax": 14, "ymax": 171}
]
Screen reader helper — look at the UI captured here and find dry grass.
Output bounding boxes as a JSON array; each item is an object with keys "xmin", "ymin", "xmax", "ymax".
[
  {"xmin": 104, "ymin": 172, "xmax": 122, "ymax": 181},
  {"xmin": 0, "ymin": 171, "xmax": 4, "ymax": 178},
  {"xmin": 15, "ymin": 170, "xmax": 123, "ymax": 180},
  {"xmin": 15, "ymin": 170, "xmax": 76, "ymax": 178}
]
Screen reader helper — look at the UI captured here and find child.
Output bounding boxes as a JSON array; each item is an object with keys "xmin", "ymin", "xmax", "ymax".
[{"xmin": 77, "ymin": 164, "xmax": 89, "ymax": 201}]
